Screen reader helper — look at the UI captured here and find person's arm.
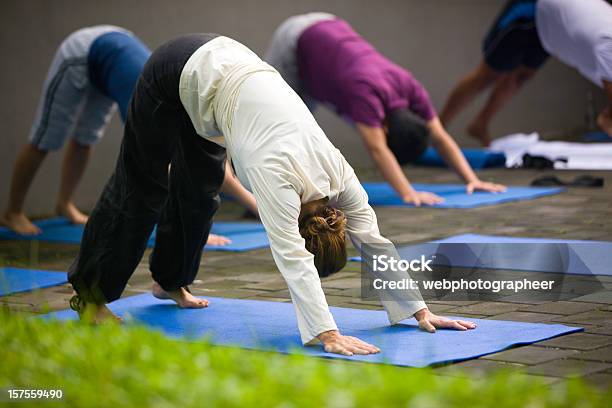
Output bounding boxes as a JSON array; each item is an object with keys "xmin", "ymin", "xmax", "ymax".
[
  {"xmin": 428, "ymin": 117, "xmax": 506, "ymax": 193},
  {"xmin": 220, "ymin": 161, "xmax": 259, "ymax": 216},
  {"xmin": 245, "ymin": 166, "xmax": 379, "ymax": 355},
  {"xmin": 356, "ymin": 123, "xmax": 443, "ymax": 206},
  {"xmin": 335, "ymin": 159, "xmax": 476, "ymax": 331}
]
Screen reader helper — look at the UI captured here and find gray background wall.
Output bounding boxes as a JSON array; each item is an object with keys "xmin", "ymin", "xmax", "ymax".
[{"xmin": 0, "ymin": 0, "xmax": 604, "ymax": 216}]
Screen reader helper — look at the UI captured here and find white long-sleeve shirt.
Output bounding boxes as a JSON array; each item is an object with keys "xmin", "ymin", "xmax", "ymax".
[
  {"xmin": 536, "ymin": 0, "xmax": 612, "ymax": 87},
  {"xmin": 179, "ymin": 36, "xmax": 426, "ymax": 344}
]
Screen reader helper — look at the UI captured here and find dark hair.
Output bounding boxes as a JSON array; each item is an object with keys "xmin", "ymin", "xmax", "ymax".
[
  {"xmin": 299, "ymin": 206, "xmax": 347, "ymax": 278},
  {"xmin": 386, "ymin": 109, "xmax": 430, "ymax": 165}
]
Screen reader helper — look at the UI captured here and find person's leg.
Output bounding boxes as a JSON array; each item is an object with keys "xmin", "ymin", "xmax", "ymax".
[
  {"xmin": 2, "ymin": 39, "xmax": 89, "ymax": 234},
  {"xmin": 55, "ymin": 139, "xmax": 92, "ymax": 224},
  {"xmin": 439, "ymin": 61, "xmax": 501, "ymax": 126},
  {"xmin": 597, "ymin": 80, "xmax": 612, "ymax": 136},
  {"xmin": 1, "ymin": 144, "xmax": 49, "ymax": 234},
  {"xmin": 467, "ymin": 65, "xmax": 538, "ymax": 146},
  {"xmin": 68, "ymin": 79, "xmax": 176, "ymax": 322},
  {"xmin": 68, "ymin": 33, "xmax": 218, "ymax": 321},
  {"xmin": 57, "ymin": 84, "xmax": 115, "ymax": 225},
  {"xmin": 150, "ymin": 119, "xmax": 226, "ymax": 307}
]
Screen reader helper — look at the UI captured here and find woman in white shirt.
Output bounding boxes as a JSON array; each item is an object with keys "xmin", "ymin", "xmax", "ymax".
[{"xmin": 68, "ymin": 34, "xmax": 475, "ymax": 355}]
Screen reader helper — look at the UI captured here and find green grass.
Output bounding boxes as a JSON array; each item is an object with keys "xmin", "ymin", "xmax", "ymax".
[{"xmin": 0, "ymin": 310, "xmax": 608, "ymax": 408}]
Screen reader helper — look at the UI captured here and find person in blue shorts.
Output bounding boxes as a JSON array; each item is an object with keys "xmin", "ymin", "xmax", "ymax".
[
  {"xmin": 2, "ymin": 26, "xmax": 150, "ymax": 234},
  {"xmin": 1, "ymin": 25, "xmax": 257, "ymax": 239},
  {"xmin": 440, "ymin": 0, "xmax": 549, "ymax": 146}
]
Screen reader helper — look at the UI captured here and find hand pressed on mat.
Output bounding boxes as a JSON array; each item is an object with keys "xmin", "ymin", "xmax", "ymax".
[
  {"xmin": 317, "ymin": 330, "xmax": 381, "ymax": 356},
  {"xmin": 402, "ymin": 190, "xmax": 444, "ymax": 207},
  {"xmin": 414, "ymin": 308, "xmax": 477, "ymax": 333},
  {"xmin": 466, "ymin": 179, "xmax": 507, "ymax": 194}
]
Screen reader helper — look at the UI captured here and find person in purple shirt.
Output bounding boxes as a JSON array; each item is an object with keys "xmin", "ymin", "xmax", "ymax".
[{"xmin": 265, "ymin": 13, "xmax": 505, "ymax": 206}]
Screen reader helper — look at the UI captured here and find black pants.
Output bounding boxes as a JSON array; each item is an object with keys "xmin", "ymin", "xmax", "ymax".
[{"xmin": 69, "ymin": 34, "xmax": 225, "ymax": 303}]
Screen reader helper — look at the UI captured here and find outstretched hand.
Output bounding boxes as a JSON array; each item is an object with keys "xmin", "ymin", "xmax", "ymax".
[
  {"xmin": 466, "ymin": 179, "xmax": 507, "ymax": 194},
  {"xmin": 414, "ymin": 308, "xmax": 477, "ymax": 333},
  {"xmin": 402, "ymin": 190, "xmax": 445, "ymax": 207},
  {"xmin": 318, "ymin": 330, "xmax": 380, "ymax": 356}
]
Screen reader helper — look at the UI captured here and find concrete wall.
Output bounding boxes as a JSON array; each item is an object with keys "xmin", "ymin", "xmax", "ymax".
[{"xmin": 0, "ymin": 0, "xmax": 603, "ymax": 216}]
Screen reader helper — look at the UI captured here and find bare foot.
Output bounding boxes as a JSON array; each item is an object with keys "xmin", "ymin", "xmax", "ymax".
[
  {"xmin": 1, "ymin": 212, "xmax": 41, "ymax": 235},
  {"xmin": 70, "ymin": 296, "xmax": 122, "ymax": 324},
  {"xmin": 207, "ymin": 233, "xmax": 231, "ymax": 246},
  {"xmin": 152, "ymin": 282, "xmax": 209, "ymax": 308},
  {"xmin": 56, "ymin": 202, "xmax": 88, "ymax": 225},
  {"xmin": 597, "ymin": 108, "xmax": 612, "ymax": 138},
  {"xmin": 467, "ymin": 121, "xmax": 492, "ymax": 147}
]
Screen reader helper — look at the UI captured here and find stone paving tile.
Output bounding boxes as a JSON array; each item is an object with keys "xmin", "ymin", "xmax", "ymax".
[
  {"xmin": 426, "ymin": 303, "xmax": 458, "ymax": 314},
  {"xmin": 581, "ymin": 373, "xmax": 612, "ymax": 391},
  {"xmin": 527, "ymin": 359, "xmax": 612, "ymax": 378},
  {"xmin": 330, "ymin": 288, "xmax": 363, "ymax": 299},
  {"xmin": 586, "ymin": 326, "xmax": 612, "ymax": 336},
  {"xmin": 552, "ymin": 311, "xmax": 612, "ymax": 326},
  {"xmin": 197, "ymin": 279, "xmax": 252, "ymax": 290},
  {"xmin": 448, "ymin": 312, "xmax": 489, "ymax": 319},
  {"xmin": 519, "ymin": 302, "xmax": 602, "ymax": 316},
  {"xmin": 482, "ymin": 346, "xmax": 579, "ymax": 365},
  {"xmin": 220, "ymin": 272, "xmax": 279, "ymax": 282},
  {"xmin": 344, "ymin": 302, "xmax": 384, "ymax": 311},
  {"xmin": 237, "ymin": 280, "xmax": 288, "ymax": 291},
  {"xmin": 448, "ymin": 302, "xmax": 521, "ymax": 316},
  {"xmin": 321, "ymin": 279, "xmax": 361, "ymax": 290},
  {"xmin": 425, "ymin": 300, "xmax": 481, "ymax": 306},
  {"xmin": 573, "ymin": 345, "xmax": 612, "ymax": 363},
  {"xmin": 487, "ymin": 311, "xmax": 564, "ymax": 323},
  {"xmin": 571, "ymin": 292, "xmax": 612, "ymax": 304},
  {"xmin": 435, "ymin": 359, "xmax": 526, "ymax": 376},
  {"xmin": 537, "ymin": 333, "xmax": 612, "ymax": 351}
]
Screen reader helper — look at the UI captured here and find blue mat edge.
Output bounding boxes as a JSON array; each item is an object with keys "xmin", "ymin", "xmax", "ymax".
[
  {"xmin": 0, "ymin": 217, "xmax": 269, "ymax": 252},
  {"xmin": 349, "ymin": 234, "xmax": 611, "ymax": 276},
  {"xmin": 0, "ymin": 267, "xmax": 68, "ymax": 296},
  {"xmin": 362, "ymin": 183, "xmax": 565, "ymax": 209}
]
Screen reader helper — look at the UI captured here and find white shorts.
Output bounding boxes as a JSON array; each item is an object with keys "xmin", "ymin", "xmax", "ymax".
[{"xmin": 28, "ymin": 25, "xmax": 127, "ymax": 151}]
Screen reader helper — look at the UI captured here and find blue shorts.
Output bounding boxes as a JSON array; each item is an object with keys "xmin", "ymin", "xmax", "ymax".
[
  {"xmin": 483, "ymin": 0, "xmax": 549, "ymax": 72},
  {"xmin": 88, "ymin": 32, "xmax": 151, "ymax": 121}
]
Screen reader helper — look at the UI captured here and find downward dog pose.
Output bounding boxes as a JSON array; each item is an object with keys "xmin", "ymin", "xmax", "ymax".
[
  {"xmin": 440, "ymin": 0, "xmax": 548, "ymax": 146},
  {"xmin": 2, "ymin": 26, "xmax": 255, "ymax": 243},
  {"xmin": 535, "ymin": 0, "xmax": 612, "ymax": 138},
  {"xmin": 265, "ymin": 13, "xmax": 505, "ymax": 206},
  {"xmin": 2, "ymin": 26, "xmax": 150, "ymax": 234},
  {"xmin": 68, "ymin": 34, "xmax": 475, "ymax": 354},
  {"xmin": 441, "ymin": 0, "xmax": 612, "ymax": 146}
]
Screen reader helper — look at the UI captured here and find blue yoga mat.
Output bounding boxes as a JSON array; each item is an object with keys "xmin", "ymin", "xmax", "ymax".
[
  {"xmin": 0, "ymin": 217, "xmax": 269, "ymax": 252},
  {"xmin": 362, "ymin": 183, "xmax": 564, "ymax": 208},
  {"xmin": 0, "ymin": 267, "xmax": 67, "ymax": 296},
  {"xmin": 45, "ymin": 293, "xmax": 581, "ymax": 367},
  {"xmin": 351, "ymin": 234, "xmax": 612, "ymax": 276},
  {"xmin": 583, "ymin": 131, "xmax": 612, "ymax": 143},
  {"xmin": 416, "ymin": 148, "xmax": 506, "ymax": 169},
  {"xmin": 432, "ymin": 234, "xmax": 612, "ymax": 276}
]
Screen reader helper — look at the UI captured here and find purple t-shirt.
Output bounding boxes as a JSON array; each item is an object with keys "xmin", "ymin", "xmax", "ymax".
[{"xmin": 297, "ymin": 18, "xmax": 436, "ymax": 127}]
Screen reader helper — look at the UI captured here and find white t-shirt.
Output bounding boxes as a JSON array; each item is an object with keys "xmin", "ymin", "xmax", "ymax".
[
  {"xmin": 179, "ymin": 36, "xmax": 426, "ymax": 344},
  {"xmin": 536, "ymin": 0, "xmax": 612, "ymax": 87}
]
